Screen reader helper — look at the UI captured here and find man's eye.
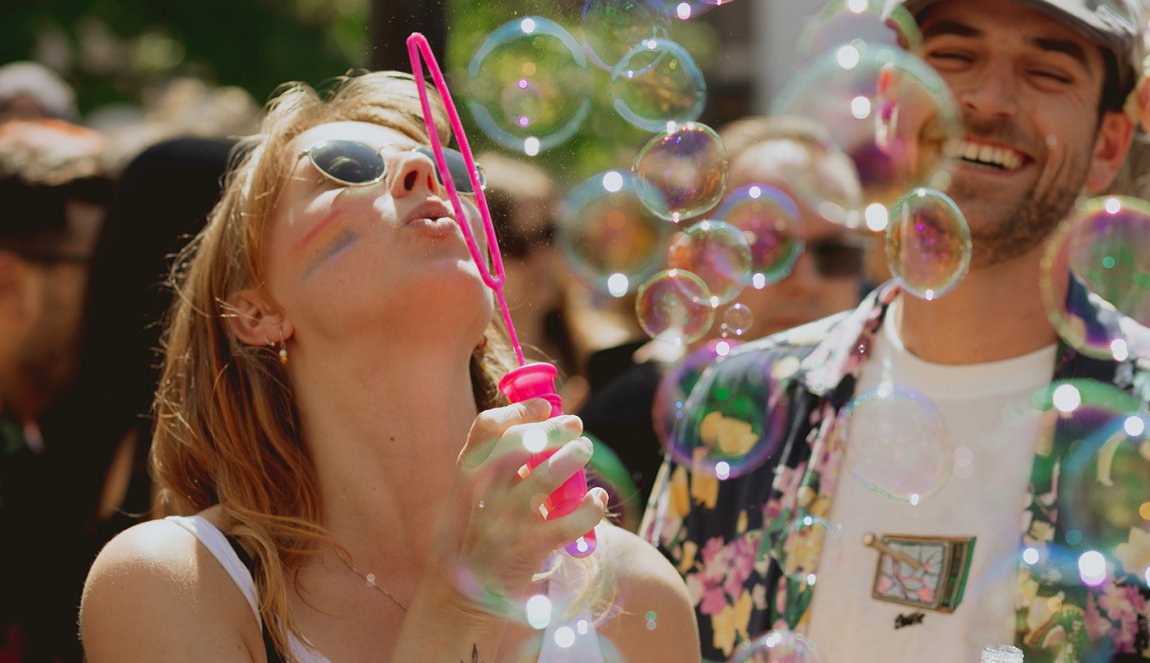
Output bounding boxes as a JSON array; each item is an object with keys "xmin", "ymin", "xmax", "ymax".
[{"xmin": 1031, "ymin": 70, "xmax": 1072, "ymax": 84}]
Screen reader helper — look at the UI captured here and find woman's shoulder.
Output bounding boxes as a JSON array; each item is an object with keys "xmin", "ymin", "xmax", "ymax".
[
  {"xmin": 81, "ymin": 513, "xmax": 262, "ymax": 662},
  {"xmin": 595, "ymin": 522, "xmax": 700, "ymax": 661}
]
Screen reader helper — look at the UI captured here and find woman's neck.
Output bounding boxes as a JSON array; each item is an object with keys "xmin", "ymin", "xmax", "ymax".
[{"xmin": 291, "ymin": 337, "xmax": 482, "ymax": 567}]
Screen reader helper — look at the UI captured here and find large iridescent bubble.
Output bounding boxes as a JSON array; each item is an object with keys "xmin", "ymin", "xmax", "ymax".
[
  {"xmin": 772, "ymin": 42, "xmax": 962, "ymax": 219},
  {"xmin": 610, "ymin": 37, "xmax": 706, "ymax": 132},
  {"xmin": 581, "ymin": 0, "xmax": 671, "ymax": 70},
  {"xmin": 666, "ymin": 219, "xmax": 752, "ymax": 307},
  {"xmin": 652, "ymin": 338, "xmax": 741, "ymax": 450},
  {"xmin": 1031, "ymin": 379, "xmax": 1150, "ymax": 592},
  {"xmin": 713, "ymin": 184, "xmax": 804, "ymax": 286},
  {"xmin": 1040, "ymin": 195, "xmax": 1150, "ymax": 361},
  {"xmin": 885, "ymin": 188, "xmax": 971, "ymax": 301},
  {"xmin": 839, "ymin": 385, "xmax": 953, "ymax": 504},
  {"xmin": 668, "ymin": 347, "xmax": 792, "ymax": 479},
  {"xmin": 633, "ymin": 121, "xmax": 729, "ymax": 222},
  {"xmin": 556, "ymin": 170, "xmax": 670, "ymax": 297},
  {"xmin": 468, "ymin": 17, "xmax": 590, "ymax": 154}
]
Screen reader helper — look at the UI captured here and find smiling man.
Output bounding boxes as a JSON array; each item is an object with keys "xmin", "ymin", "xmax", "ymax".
[{"xmin": 640, "ymin": 1, "xmax": 1150, "ymax": 661}]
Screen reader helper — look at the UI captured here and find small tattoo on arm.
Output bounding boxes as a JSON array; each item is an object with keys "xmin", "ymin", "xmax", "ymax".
[
  {"xmin": 463, "ymin": 643, "xmax": 483, "ymax": 663},
  {"xmin": 894, "ymin": 612, "xmax": 926, "ymax": 629}
]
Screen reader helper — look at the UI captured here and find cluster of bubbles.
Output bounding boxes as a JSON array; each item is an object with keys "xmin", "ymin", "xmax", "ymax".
[{"xmin": 469, "ymin": 1, "xmax": 709, "ymax": 157}]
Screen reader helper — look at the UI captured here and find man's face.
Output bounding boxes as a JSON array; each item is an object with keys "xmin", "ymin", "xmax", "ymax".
[
  {"xmin": 920, "ymin": 0, "xmax": 1111, "ymax": 268},
  {"xmin": 10, "ymin": 200, "xmax": 102, "ymax": 407}
]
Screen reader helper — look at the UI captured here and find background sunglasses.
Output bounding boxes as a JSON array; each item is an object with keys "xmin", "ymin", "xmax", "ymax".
[
  {"xmin": 805, "ymin": 237, "xmax": 865, "ymax": 278},
  {"xmin": 301, "ymin": 139, "xmax": 486, "ymax": 192}
]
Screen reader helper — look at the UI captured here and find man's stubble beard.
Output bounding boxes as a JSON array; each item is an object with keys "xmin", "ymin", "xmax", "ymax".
[{"xmin": 949, "ymin": 147, "xmax": 1089, "ymax": 270}]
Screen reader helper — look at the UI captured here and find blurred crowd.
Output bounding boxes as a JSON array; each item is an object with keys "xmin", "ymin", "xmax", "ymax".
[{"xmin": 4, "ymin": 26, "xmax": 1150, "ymax": 655}]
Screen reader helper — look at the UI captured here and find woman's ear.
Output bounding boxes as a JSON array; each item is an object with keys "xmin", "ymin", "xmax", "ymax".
[{"xmin": 224, "ymin": 288, "xmax": 294, "ymax": 346}]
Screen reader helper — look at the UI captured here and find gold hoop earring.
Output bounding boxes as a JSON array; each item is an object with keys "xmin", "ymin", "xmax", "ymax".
[{"xmin": 265, "ymin": 334, "xmax": 288, "ymax": 365}]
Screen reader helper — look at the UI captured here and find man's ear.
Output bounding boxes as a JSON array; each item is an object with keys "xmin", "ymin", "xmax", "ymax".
[
  {"xmin": 225, "ymin": 288, "xmax": 294, "ymax": 347},
  {"xmin": 1085, "ymin": 110, "xmax": 1136, "ymax": 192}
]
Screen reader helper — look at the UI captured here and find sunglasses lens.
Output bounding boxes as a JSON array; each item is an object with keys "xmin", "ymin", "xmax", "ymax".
[
  {"xmin": 810, "ymin": 241, "xmax": 864, "ymax": 278},
  {"xmin": 416, "ymin": 146, "xmax": 485, "ymax": 193},
  {"xmin": 309, "ymin": 140, "xmax": 386, "ymax": 185}
]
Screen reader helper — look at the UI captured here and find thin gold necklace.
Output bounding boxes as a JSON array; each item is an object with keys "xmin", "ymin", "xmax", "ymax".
[{"xmin": 341, "ymin": 558, "xmax": 408, "ymax": 612}]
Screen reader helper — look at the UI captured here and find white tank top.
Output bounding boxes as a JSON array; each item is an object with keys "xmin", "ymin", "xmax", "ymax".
[{"xmin": 167, "ymin": 515, "xmax": 605, "ymax": 662}]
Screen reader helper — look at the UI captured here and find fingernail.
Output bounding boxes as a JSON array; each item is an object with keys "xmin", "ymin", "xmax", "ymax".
[
  {"xmin": 571, "ymin": 437, "xmax": 593, "ymax": 461},
  {"xmin": 592, "ymin": 487, "xmax": 609, "ymax": 508},
  {"xmin": 527, "ymin": 399, "xmax": 552, "ymax": 417}
]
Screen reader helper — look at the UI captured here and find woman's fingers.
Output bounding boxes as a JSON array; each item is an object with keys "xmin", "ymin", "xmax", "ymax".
[
  {"xmin": 542, "ymin": 487, "xmax": 608, "ymax": 545},
  {"xmin": 513, "ymin": 436, "xmax": 594, "ymax": 504},
  {"xmin": 459, "ymin": 399, "xmax": 552, "ymax": 470}
]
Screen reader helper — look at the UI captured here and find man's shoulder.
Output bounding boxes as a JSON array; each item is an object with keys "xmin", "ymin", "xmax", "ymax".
[{"xmin": 735, "ymin": 309, "xmax": 855, "ymax": 359}]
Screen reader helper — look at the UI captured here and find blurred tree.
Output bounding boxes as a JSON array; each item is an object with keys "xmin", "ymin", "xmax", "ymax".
[{"xmin": 0, "ymin": 0, "xmax": 369, "ymax": 112}]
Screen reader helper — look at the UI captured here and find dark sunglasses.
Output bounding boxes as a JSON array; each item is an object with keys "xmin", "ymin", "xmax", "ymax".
[
  {"xmin": 300, "ymin": 139, "xmax": 486, "ymax": 193},
  {"xmin": 804, "ymin": 237, "xmax": 865, "ymax": 278}
]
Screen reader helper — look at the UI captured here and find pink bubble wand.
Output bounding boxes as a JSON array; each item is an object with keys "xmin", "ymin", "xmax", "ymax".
[{"xmin": 407, "ymin": 32, "xmax": 596, "ymax": 557}]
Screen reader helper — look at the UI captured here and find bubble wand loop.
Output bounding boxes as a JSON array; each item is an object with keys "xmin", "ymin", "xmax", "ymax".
[{"xmin": 406, "ymin": 32, "xmax": 596, "ymax": 557}]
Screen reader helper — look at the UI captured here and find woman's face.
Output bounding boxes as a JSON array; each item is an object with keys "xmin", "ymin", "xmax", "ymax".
[{"xmin": 261, "ymin": 120, "xmax": 492, "ymax": 351}]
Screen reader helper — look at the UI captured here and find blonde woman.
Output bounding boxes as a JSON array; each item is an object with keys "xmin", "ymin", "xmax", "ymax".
[{"xmin": 80, "ymin": 72, "xmax": 697, "ymax": 662}]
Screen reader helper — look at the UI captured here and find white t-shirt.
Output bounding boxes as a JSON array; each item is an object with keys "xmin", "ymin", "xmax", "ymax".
[{"xmin": 806, "ymin": 299, "xmax": 1056, "ymax": 663}]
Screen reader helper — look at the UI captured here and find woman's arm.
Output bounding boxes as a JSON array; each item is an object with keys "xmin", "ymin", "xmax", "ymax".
[
  {"xmin": 598, "ymin": 522, "xmax": 701, "ymax": 662},
  {"xmin": 80, "ymin": 519, "xmax": 262, "ymax": 662}
]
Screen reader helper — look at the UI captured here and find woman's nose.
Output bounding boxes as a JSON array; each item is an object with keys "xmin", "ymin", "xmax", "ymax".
[{"xmin": 390, "ymin": 150, "xmax": 441, "ymax": 199}]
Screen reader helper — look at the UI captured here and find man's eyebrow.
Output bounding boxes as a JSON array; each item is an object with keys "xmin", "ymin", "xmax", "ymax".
[
  {"xmin": 923, "ymin": 20, "xmax": 982, "ymax": 39},
  {"xmin": 1030, "ymin": 36, "xmax": 1092, "ymax": 73}
]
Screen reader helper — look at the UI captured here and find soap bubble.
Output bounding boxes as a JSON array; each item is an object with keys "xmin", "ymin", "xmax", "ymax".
[
  {"xmin": 666, "ymin": 219, "xmax": 752, "ymax": 307},
  {"xmin": 885, "ymin": 188, "xmax": 971, "ymax": 300},
  {"xmin": 772, "ymin": 42, "xmax": 962, "ymax": 212},
  {"xmin": 721, "ymin": 303, "xmax": 754, "ymax": 337},
  {"xmin": 633, "ymin": 121, "xmax": 729, "ymax": 222},
  {"xmin": 839, "ymin": 385, "xmax": 952, "ymax": 504},
  {"xmin": 581, "ymin": 0, "xmax": 671, "ymax": 70},
  {"xmin": 713, "ymin": 184, "xmax": 804, "ymax": 286},
  {"xmin": 730, "ymin": 629, "xmax": 825, "ymax": 663},
  {"xmin": 468, "ymin": 17, "xmax": 590, "ymax": 153},
  {"xmin": 797, "ymin": 0, "xmax": 923, "ymax": 61},
  {"xmin": 1059, "ymin": 412, "xmax": 1150, "ymax": 585},
  {"xmin": 635, "ymin": 269, "xmax": 715, "ymax": 345},
  {"xmin": 652, "ymin": 338, "xmax": 741, "ymax": 449},
  {"xmin": 766, "ymin": 514, "xmax": 847, "ymax": 587},
  {"xmin": 556, "ymin": 170, "xmax": 670, "ymax": 297},
  {"xmin": 1040, "ymin": 195, "xmax": 1150, "ymax": 361},
  {"xmin": 667, "ymin": 348, "xmax": 792, "ymax": 478},
  {"xmin": 610, "ymin": 37, "xmax": 707, "ymax": 132},
  {"xmin": 584, "ymin": 433, "xmax": 644, "ymax": 531}
]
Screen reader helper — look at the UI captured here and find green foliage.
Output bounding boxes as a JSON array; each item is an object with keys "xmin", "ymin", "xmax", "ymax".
[{"xmin": 0, "ymin": 0, "xmax": 368, "ymax": 113}]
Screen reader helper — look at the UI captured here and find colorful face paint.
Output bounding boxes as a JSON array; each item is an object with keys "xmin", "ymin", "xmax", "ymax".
[{"xmin": 296, "ymin": 208, "xmax": 360, "ymax": 279}]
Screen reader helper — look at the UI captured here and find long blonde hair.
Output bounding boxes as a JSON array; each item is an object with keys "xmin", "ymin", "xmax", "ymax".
[{"xmin": 150, "ymin": 71, "xmax": 519, "ymax": 658}]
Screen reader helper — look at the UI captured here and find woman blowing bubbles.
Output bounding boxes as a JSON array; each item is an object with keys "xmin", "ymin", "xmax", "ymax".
[{"xmin": 80, "ymin": 72, "xmax": 697, "ymax": 662}]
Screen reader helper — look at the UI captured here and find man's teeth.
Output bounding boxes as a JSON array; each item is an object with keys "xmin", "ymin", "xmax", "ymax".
[{"xmin": 957, "ymin": 140, "xmax": 1023, "ymax": 170}]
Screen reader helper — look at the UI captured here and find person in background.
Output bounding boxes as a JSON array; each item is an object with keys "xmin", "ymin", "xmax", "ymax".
[
  {"xmin": 477, "ymin": 151, "xmax": 588, "ymax": 410},
  {"xmin": 80, "ymin": 71, "xmax": 697, "ymax": 662},
  {"xmin": 642, "ymin": 0, "xmax": 1150, "ymax": 660},
  {"xmin": 0, "ymin": 61, "xmax": 78, "ymax": 123},
  {"xmin": 0, "ymin": 117, "xmax": 110, "ymax": 662},
  {"xmin": 578, "ymin": 114, "xmax": 868, "ymax": 525}
]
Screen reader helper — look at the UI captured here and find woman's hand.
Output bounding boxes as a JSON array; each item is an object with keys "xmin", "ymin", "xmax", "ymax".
[{"xmin": 432, "ymin": 398, "xmax": 608, "ymax": 615}]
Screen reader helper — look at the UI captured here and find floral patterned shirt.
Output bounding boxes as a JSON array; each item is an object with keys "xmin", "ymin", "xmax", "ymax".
[{"xmin": 641, "ymin": 281, "xmax": 1150, "ymax": 662}]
